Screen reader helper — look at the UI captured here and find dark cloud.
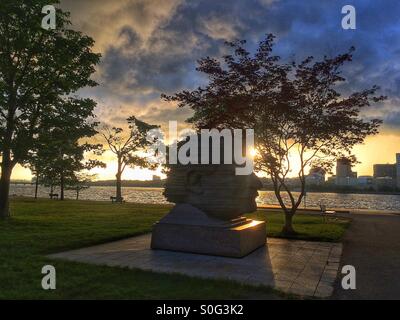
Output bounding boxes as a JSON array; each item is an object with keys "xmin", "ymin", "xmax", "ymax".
[{"xmin": 60, "ymin": 0, "xmax": 400, "ymax": 129}]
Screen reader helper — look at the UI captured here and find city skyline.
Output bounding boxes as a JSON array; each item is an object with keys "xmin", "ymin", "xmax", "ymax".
[{"xmin": 11, "ymin": 144, "xmax": 400, "ymax": 181}]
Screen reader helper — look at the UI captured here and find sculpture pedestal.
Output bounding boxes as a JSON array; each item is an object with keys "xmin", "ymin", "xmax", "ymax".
[{"xmin": 151, "ymin": 204, "xmax": 266, "ymax": 258}]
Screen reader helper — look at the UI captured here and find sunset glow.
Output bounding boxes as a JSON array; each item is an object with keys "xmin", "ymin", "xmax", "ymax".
[
  {"xmin": 10, "ymin": 131, "xmax": 400, "ymax": 181},
  {"xmin": 8, "ymin": 1, "xmax": 400, "ymax": 182}
]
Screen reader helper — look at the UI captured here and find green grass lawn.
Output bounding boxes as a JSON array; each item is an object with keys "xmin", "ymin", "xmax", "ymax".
[
  {"xmin": 0, "ymin": 197, "xmax": 350, "ymax": 299},
  {"xmin": 248, "ymin": 210, "xmax": 350, "ymax": 242}
]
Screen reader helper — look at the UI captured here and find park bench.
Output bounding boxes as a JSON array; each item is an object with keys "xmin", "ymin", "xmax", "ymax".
[
  {"xmin": 49, "ymin": 193, "xmax": 58, "ymax": 200},
  {"xmin": 110, "ymin": 196, "xmax": 124, "ymax": 203},
  {"xmin": 319, "ymin": 203, "xmax": 337, "ymax": 222}
]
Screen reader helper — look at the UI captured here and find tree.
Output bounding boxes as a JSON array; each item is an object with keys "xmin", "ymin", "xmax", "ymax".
[
  {"xmin": 34, "ymin": 99, "xmax": 105, "ymax": 200},
  {"xmin": 38, "ymin": 167, "xmax": 58, "ymax": 198},
  {"xmin": 100, "ymin": 116, "xmax": 159, "ymax": 202},
  {"xmin": 163, "ymin": 34, "xmax": 385, "ymax": 234},
  {"xmin": 0, "ymin": 0, "xmax": 100, "ymax": 217},
  {"xmin": 38, "ymin": 137, "xmax": 104, "ymax": 201},
  {"xmin": 65, "ymin": 173, "xmax": 96, "ymax": 200}
]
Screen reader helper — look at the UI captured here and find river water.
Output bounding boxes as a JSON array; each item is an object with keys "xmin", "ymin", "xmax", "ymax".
[{"xmin": 9, "ymin": 184, "xmax": 400, "ymax": 211}]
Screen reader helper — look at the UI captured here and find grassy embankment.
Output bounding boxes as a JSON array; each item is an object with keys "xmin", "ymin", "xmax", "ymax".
[{"xmin": 0, "ymin": 197, "xmax": 350, "ymax": 299}]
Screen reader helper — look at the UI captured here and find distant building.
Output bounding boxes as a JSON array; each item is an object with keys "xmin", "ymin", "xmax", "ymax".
[
  {"xmin": 357, "ymin": 175, "xmax": 373, "ymax": 188},
  {"xmin": 313, "ymin": 152, "xmax": 400, "ymax": 191},
  {"xmin": 336, "ymin": 177, "xmax": 359, "ymax": 187},
  {"xmin": 306, "ymin": 167, "xmax": 326, "ymax": 186},
  {"xmin": 372, "ymin": 153, "xmax": 400, "ymax": 190},
  {"xmin": 374, "ymin": 177, "xmax": 396, "ymax": 191},
  {"xmin": 152, "ymin": 175, "xmax": 161, "ymax": 181},
  {"xmin": 336, "ymin": 158, "xmax": 357, "ymax": 186},
  {"xmin": 373, "ymin": 164, "xmax": 396, "ymax": 179},
  {"xmin": 336, "ymin": 158, "xmax": 357, "ymax": 178}
]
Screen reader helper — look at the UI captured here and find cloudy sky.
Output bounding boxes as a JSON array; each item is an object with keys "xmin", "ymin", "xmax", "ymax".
[{"xmin": 13, "ymin": 0, "xmax": 400, "ymax": 179}]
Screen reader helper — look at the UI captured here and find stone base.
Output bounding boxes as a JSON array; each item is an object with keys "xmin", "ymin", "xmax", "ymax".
[{"xmin": 151, "ymin": 204, "xmax": 266, "ymax": 258}]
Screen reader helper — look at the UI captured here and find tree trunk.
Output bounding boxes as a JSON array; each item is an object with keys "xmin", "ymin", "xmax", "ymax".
[
  {"xmin": 0, "ymin": 152, "xmax": 14, "ymax": 218},
  {"xmin": 1, "ymin": 85, "xmax": 17, "ymax": 218},
  {"xmin": 271, "ymin": 175, "xmax": 300, "ymax": 235},
  {"xmin": 116, "ymin": 172, "xmax": 122, "ymax": 201},
  {"xmin": 60, "ymin": 173, "xmax": 65, "ymax": 200},
  {"xmin": 115, "ymin": 156, "xmax": 123, "ymax": 202},
  {"xmin": 281, "ymin": 212, "xmax": 296, "ymax": 235},
  {"xmin": 34, "ymin": 175, "xmax": 39, "ymax": 199},
  {"xmin": 76, "ymin": 188, "xmax": 79, "ymax": 200}
]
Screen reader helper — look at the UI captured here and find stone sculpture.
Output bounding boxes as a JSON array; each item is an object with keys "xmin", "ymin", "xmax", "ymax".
[{"xmin": 151, "ymin": 136, "xmax": 266, "ymax": 257}]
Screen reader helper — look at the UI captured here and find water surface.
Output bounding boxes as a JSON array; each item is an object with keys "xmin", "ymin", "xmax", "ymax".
[{"xmin": 10, "ymin": 184, "xmax": 400, "ymax": 211}]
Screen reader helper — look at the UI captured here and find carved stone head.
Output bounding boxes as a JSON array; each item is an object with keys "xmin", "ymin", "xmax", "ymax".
[{"xmin": 163, "ymin": 134, "xmax": 262, "ymax": 220}]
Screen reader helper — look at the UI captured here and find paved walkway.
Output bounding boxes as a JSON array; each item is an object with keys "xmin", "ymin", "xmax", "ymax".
[
  {"xmin": 49, "ymin": 235, "xmax": 342, "ymax": 298},
  {"xmin": 333, "ymin": 212, "xmax": 400, "ymax": 299}
]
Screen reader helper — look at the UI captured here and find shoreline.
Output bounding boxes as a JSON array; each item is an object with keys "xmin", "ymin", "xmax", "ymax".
[
  {"xmin": 10, "ymin": 196, "xmax": 400, "ymax": 216},
  {"xmin": 10, "ymin": 183, "xmax": 400, "ymax": 196}
]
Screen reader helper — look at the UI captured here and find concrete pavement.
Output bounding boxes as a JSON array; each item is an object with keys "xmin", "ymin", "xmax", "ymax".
[
  {"xmin": 49, "ymin": 235, "xmax": 342, "ymax": 298},
  {"xmin": 333, "ymin": 212, "xmax": 400, "ymax": 299}
]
